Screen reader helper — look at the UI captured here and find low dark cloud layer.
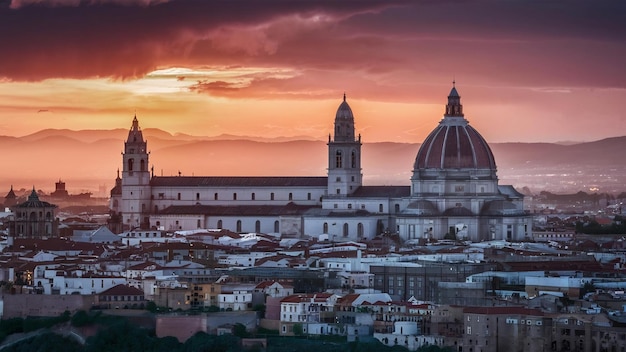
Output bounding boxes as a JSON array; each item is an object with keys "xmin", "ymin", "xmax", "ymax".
[{"xmin": 0, "ymin": 0, "xmax": 624, "ymax": 93}]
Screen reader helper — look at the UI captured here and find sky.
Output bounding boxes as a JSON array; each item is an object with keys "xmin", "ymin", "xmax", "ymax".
[{"xmin": 0, "ymin": 0, "xmax": 625, "ymax": 143}]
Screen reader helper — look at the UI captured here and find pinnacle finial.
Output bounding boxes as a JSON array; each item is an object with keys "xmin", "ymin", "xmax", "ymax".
[{"xmin": 343, "ymin": 92, "xmax": 346, "ymax": 102}]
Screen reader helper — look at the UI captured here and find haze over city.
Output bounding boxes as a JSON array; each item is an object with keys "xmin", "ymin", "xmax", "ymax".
[{"xmin": 0, "ymin": 0, "xmax": 625, "ymax": 193}]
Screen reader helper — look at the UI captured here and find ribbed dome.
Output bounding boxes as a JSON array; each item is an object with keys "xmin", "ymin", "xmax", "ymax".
[
  {"xmin": 333, "ymin": 93, "xmax": 356, "ymax": 142},
  {"xmin": 336, "ymin": 94, "xmax": 354, "ymax": 121},
  {"xmin": 413, "ymin": 86, "xmax": 496, "ymax": 170}
]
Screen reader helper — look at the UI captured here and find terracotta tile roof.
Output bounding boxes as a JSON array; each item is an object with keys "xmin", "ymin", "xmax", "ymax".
[
  {"xmin": 499, "ymin": 259, "xmax": 603, "ymax": 272},
  {"xmin": 99, "ymin": 284, "xmax": 145, "ymax": 296},
  {"xmin": 158, "ymin": 203, "xmax": 317, "ymax": 216},
  {"xmin": 151, "ymin": 176, "xmax": 327, "ymax": 187},
  {"xmin": 464, "ymin": 306, "xmax": 544, "ymax": 316},
  {"xmin": 349, "ymin": 186, "xmax": 410, "ymax": 198},
  {"xmin": 280, "ymin": 293, "xmax": 334, "ymax": 303},
  {"xmin": 127, "ymin": 261, "xmax": 162, "ymax": 270},
  {"xmin": 255, "ymin": 280, "xmax": 293, "ymax": 289}
]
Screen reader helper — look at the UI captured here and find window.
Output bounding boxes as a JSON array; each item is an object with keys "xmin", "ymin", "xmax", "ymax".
[
  {"xmin": 140, "ymin": 159, "xmax": 146, "ymax": 171},
  {"xmin": 379, "ymin": 204, "xmax": 383, "ymax": 212},
  {"xmin": 343, "ymin": 223, "xmax": 349, "ymax": 237},
  {"xmin": 336, "ymin": 189, "xmax": 341, "ymax": 194},
  {"xmin": 214, "ymin": 193, "xmax": 218, "ymax": 200},
  {"xmin": 274, "ymin": 221, "xmax": 279, "ymax": 233},
  {"xmin": 270, "ymin": 193, "xmax": 275, "ymax": 201},
  {"xmin": 323, "ymin": 223, "xmax": 328, "ymax": 233},
  {"xmin": 196, "ymin": 193, "xmax": 200, "ymax": 201},
  {"xmin": 217, "ymin": 220, "xmax": 222, "ymax": 229},
  {"xmin": 197, "ymin": 219, "xmax": 201, "ymax": 228},
  {"xmin": 455, "ymin": 185, "xmax": 465, "ymax": 192},
  {"xmin": 336, "ymin": 177, "xmax": 341, "ymax": 182},
  {"xmin": 177, "ymin": 193, "xmax": 181, "ymax": 200},
  {"xmin": 351, "ymin": 150, "xmax": 356, "ymax": 168},
  {"xmin": 395, "ymin": 204, "xmax": 400, "ymax": 213},
  {"xmin": 357, "ymin": 223, "xmax": 364, "ymax": 238},
  {"xmin": 128, "ymin": 158, "xmax": 134, "ymax": 171},
  {"xmin": 255, "ymin": 220, "xmax": 261, "ymax": 233},
  {"xmin": 236, "ymin": 220, "xmax": 242, "ymax": 232},
  {"xmin": 251, "ymin": 193, "xmax": 255, "ymax": 200},
  {"xmin": 348, "ymin": 204, "xmax": 352, "ymax": 209},
  {"xmin": 307, "ymin": 193, "xmax": 311, "ymax": 200},
  {"xmin": 233, "ymin": 193, "xmax": 237, "ymax": 200},
  {"xmin": 289, "ymin": 193, "xmax": 293, "ymax": 201}
]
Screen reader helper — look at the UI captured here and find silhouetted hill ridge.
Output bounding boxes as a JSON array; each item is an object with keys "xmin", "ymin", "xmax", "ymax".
[{"xmin": 2, "ymin": 129, "xmax": 625, "ymax": 193}]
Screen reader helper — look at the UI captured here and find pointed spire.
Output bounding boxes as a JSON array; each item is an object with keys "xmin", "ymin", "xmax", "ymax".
[
  {"xmin": 445, "ymin": 82, "xmax": 463, "ymax": 117},
  {"xmin": 343, "ymin": 92, "xmax": 346, "ymax": 102},
  {"xmin": 28, "ymin": 186, "xmax": 39, "ymax": 201}
]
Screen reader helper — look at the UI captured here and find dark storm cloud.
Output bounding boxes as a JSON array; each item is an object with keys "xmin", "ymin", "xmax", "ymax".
[
  {"xmin": 0, "ymin": 0, "xmax": 624, "ymax": 92},
  {"xmin": 0, "ymin": 0, "xmax": 407, "ymax": 80}
]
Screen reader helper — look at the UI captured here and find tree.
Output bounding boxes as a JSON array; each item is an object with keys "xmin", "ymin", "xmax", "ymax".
[
  {"xmin": 292, "ymin": 323, "xmax": 304, "ymax": 336},
  {"xmin": 232, "ymin": 323, "xmax": 249, "ymax": 338},
  {"xmin": 146, "ymin": 301, "xmax": 158, "ymax": 313}
]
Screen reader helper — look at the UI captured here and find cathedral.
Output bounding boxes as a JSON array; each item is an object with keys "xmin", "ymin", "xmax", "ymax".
[{"xmin": 109, "ymin": 85, "xmax": 532, "ymax": 242}]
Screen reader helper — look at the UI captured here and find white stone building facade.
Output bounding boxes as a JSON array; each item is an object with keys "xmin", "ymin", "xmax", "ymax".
[{"xmin": 110, "ymin": 86, "xmax": 532, "ymax": 242}]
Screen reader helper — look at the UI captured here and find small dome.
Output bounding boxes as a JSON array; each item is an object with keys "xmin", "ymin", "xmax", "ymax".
[
  {"xmin": 442, "ymin": 206, "xmax": 473, "ymax": 216},
  {"xmin": 481, "ymin": 200, "xmax": 523, "ymax": 216},
  {"xmin": 413, "ymin": 86, "xmax": 496, "ymax": 170},
  {"xmin": 333, "ymin": 93, "xmax": 356, "ymax": 142},
  {"xmin": 405, "ymin": 200, "xmax": 440, "ymax": 216},
  {"xmin": 336, "ymin": 93, "xmax": 354, "ymax": 121}
]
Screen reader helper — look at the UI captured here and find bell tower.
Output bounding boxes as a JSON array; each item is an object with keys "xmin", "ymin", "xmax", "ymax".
[
  {"xmin": 327, "ymin": 94, "xmax": 362, "ymax": 197},
  {"xmin": 120, "ymin": 115, "xmax": 151, "ymax": 229}
]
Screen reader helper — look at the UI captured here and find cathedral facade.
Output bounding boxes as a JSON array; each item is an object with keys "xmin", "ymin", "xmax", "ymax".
[{"xmin": 109, "ymin": 86, "xmax": 532, "ymax": 242}]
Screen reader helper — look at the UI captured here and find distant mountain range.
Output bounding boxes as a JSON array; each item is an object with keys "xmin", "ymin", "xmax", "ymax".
[{"xmin": 1, "ymin": 129, "xmax": 625, "ymax": 195}]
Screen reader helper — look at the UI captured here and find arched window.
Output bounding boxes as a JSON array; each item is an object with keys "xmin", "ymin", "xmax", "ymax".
[
  {"xmin": 255, "ymin": 220, "xmax": 261, "ymax": 233},
  {"xmin": 196, "ymin": 193, "xmax": 200, "ymax": 201},
  {"xmin": 128, "ymin": 158, "xmax": 134, "ymax": 171},
  {"xmin": 357, "ymin": 223, "xmax": 364, "ymax": 238},
  {"xmin": 395, "ymin": 204, "xmax": 400, "ymax": 213},
  {"xmin": 214, "ymin": 193, "xmax": 218, "ymax": 200},
  {"xmin": 140, "ymin": 159, "xmax": 146, "ymax": 171},
  {"xmin": 343, "ymin": 223, "xmax": 349, "ymax": 237},
  {"xmin": 233, "ymin": 193, "xmax": 237, "ymax": 200},
  {"xmin": 351, "ymin": 150, "xmax": 356, "ymax": 168},
  {"xmin": 217, "ymin": 220, "xmax": 222, "ymax": 229},
  {"xmin": 45, "ymin": 212, "xmax": 51, "ymax": 220},
  {"xmin": 270, "ymin": 193, "xmax": 275, "ymax": 201},
  {"xmin": 323, "ymin": 222, "xmax": 328, "ymax": 233},
  {"xmin": 335, "ymin": 150, "xmax": 342, "ymax": 168},
  {"xmin": 251, "ymin": 193, "xmax": 255, "ymax": 200},
  {"xmin": 236, "ymin": 220, "xmax": 242, "ymax": 232},
  {"xmin": 289, "ymin": 193, "xmax": 293, "ymax": 201},
  {"xmin": 379, "ymin": 204, "xmax": 383, "ymax": 212},
  {"xmin": 274, "ymin": 221, "xmax": 279, "ymax": 233}
]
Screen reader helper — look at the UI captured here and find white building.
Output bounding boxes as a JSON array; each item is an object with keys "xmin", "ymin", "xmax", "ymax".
[{"xmin": 110, "ymin": 86, "xmax": 531, "ymax": 242}]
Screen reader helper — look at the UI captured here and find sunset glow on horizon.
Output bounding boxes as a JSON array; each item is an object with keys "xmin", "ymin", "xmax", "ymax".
[{"xmin": 1, "ymin": 0, "xmax": 625, "ymax": 144}]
